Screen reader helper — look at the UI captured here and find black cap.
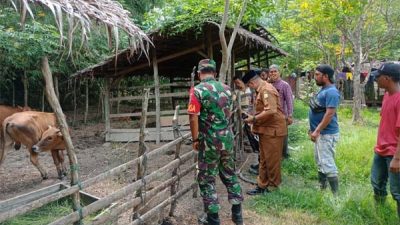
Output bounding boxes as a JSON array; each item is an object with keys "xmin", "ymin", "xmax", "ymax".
[
  {"xmin": 316, "ymin": 64, "xmax": 335, "ymax": 82},
  {"xmin": 371, "ymin": 63, "xmax": 400, "ymax": 79},
  {"xmin": 242, "ymin": 70, "xmax": 258, "ymax": 84}
]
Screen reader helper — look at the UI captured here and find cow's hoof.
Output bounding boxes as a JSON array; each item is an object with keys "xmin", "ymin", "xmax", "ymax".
[
  {"xmin": 42, "ymin": 175, "xmax": 49, "ymax": 180},
  {"xmin": 58, "ymin": 175, "xmax": 66, "ymax": 180}
]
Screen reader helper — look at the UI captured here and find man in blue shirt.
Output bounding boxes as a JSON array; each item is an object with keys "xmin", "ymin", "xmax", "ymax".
[{"xmin": 309, "ymin": 64, "xmax": 340, "ymax": 194}]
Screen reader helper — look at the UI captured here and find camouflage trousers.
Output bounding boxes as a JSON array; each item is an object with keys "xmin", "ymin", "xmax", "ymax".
[{"xmin": 197, "ymin": 131, "xmax": 243, "ymax": 214}]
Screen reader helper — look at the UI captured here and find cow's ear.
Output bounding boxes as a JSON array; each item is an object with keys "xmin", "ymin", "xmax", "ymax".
[{"xmin": 57, "ymin": 130, "xmax": 62, "ymax": 137}]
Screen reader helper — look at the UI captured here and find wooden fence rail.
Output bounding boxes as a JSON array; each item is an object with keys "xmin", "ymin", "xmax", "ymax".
[
  {"xmin": 0, "ymin": 132, "xmax": 191, "ymax": 223},
  {"xmin": 49, "ymin": 151, "xmax": 196, "ymax": 225},
  {"xmin": 0, "ymin": 84, "xmax": 245, "ymax": 225}
]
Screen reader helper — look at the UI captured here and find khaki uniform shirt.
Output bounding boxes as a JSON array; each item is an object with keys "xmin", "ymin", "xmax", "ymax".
[{"xmin": 252, "ymin": 81, "xmax": 287, "ymax": 136}]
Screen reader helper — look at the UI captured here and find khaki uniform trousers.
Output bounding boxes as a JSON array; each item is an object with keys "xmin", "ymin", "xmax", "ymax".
[{"xmin": 257, "ymin": 133, "xmax": 285, "ymax": 189}]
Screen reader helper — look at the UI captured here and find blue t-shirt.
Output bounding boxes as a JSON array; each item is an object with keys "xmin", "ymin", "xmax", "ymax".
[{"xmin": 309, "ymin": 85, "xmax": 340, "ymax": 134}]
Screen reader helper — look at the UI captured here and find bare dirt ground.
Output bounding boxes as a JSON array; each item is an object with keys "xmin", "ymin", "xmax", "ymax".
[{"xmin": 0, "ymin": 116, "xmax": 264, "ymax": 225}]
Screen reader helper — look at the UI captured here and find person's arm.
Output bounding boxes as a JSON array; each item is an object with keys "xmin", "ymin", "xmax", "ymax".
[
  {"xmin": 187, "ymin": 87, "xmax": 201, "ymax": 150},
  {"xmin": 310, "ymin": 108, "xmax": 335, "ymax": 142},
  {"xmin": 284, "ymin": 83, "xmax": 294, "ymax": 125},
  {"xmin": 390, "ymin": 130, "xmax": 400, "ymax": 173},
  {"xmin": 244, "ymin": 90, "xmax": 277, "ymax": 124},
  {"xmin": 189, "ymin": 114, "xmax": 199, "ymax": 150}
]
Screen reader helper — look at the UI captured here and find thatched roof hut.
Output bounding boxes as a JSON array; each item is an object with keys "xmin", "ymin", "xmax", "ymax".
[
  {"xmin": 71, "ymin": 22, "xmax": 288, "ymax": 143},
  {"xmin": 72, "ymin": 23, "xmax": 287, "ymax": 80}
]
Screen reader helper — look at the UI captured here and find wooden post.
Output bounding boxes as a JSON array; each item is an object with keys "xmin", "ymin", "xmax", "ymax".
[
  {"xmin": 265, "ymin": 50, "xmax": 270, "ymax": 68},
  {"xmin": 84, "ymin": 79, "xmax": 89, "ymax": 124},
  {"xmin": 41, "ymin": 56, "xmax": 82, "ymax": 225},
  {"xmin": 153, "ymin": 49, "xmax": 161, "ymax": 144},
  {"xmin": 247, "ymin": 47, "xmax": 251, "ymax": 71},
  {"xmin": 169, "ymin": 105, "xmax": 181, "ymax": 216},
  {"xmin": 237, "ymin": 90, "xmax": 243, "ymax": 162},
  {"xmin": 257, "ymin": 48, "xmax": 261, "ymax": 68},
  {"xmin": 133, "ymin": 88, "xmax": 150, "ymax": 219},
  {"xmin": 104, "ymin": 79, "xmax": 111, "ymax": 138},
  {"xmin": 73, "ymin": 78, "xmax": 77, "ymax": 127},
  {"xmin": 230, "ymin": 51, "xmax": 236, "ymax": 88},
  {"xmin": 116, "ymin": 81, "xmax": 121, "ymax": 114}
]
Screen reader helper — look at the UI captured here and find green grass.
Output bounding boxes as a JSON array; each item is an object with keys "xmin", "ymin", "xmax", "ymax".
[
  {"xmin": 2, "ymin": 199, "xmax": 73, "ymax": 225},
  {"xmin": 3, "ymin": 197, "xmax": 101, "ymax": 225},
  {"xmin": 247, "ymin": 100, "xmax": 398, "ymax": 225}
]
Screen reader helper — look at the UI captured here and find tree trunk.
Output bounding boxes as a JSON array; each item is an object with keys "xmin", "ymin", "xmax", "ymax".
[
  {"xmin": 218, "ymin": 0, "xmax": 247, "ymax": 83},
  {"xmin": 351, "ymin": 29, "xmax": 363, "ymax": 124},
  {"xmin": 23, "ymin": 71, "xmax": 28, "ymax": 107},
  {"xmin": 54, "ymin": 74, "xmax": 59, "ymax": 99},
  {"xmin": 41, "ymin": 56, "xmax": 82, "ymax": 225},
  {"xmin": 42, "ymin": 89, "xmax": 45, "ymax": 112}
]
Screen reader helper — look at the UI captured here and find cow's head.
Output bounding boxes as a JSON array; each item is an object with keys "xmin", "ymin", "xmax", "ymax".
[{"xmin": 32, "ymin": 126, "xmax": 65, "ymax": 153}]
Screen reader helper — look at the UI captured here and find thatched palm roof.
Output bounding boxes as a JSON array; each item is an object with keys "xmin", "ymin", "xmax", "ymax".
[
  {"xmin": 72, "ymin": 23, "xmax": 288, "ymax": 79},
  {"xmin": 9, "ymin": 0, "xmax": 150, "ymax": 54}
]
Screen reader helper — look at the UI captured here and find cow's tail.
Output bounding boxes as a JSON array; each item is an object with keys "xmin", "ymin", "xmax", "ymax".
[{"xmin": 0, "ymin": 122, "xmax": 13, "ymax": 165}]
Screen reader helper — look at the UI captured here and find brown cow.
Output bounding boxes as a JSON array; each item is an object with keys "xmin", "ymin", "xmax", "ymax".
[
  {"xmin": 0, "ymin": 111, "xmax": 67, "ymax": 179},
  {"xmin": 31, "ymin": 126, "xmax": 67, "ymax": 179},
  {"xmin": 0, "ymin": 105, "xmax": 31, "ymax": 150}
]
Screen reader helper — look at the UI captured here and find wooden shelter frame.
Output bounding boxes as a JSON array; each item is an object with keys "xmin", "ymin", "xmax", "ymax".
[{"xmin": 72, "ymin": 23, "xmax": 288, "ymax": 144}]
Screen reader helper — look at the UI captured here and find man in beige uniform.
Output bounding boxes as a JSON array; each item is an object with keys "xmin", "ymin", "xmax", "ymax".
[{"xmin": 242, "ymin": 70, "xmax": 287, "ymax": 195}]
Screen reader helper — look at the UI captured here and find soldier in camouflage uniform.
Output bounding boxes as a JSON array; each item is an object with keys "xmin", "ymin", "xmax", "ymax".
[{"xmin": 188, "ymin": 59, "xmax": 244, "ymax": 225}]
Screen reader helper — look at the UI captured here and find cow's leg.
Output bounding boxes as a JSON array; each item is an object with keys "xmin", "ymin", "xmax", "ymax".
[
  {"xmin": 58, "ymin": 150, "xmax": 68, "ymax": 177},
  {"xmin": 29, "ymin": 149, "xmax": 48, "ymax": 179},
  {"xmin": 51, "ymin": 150, "xmax": 64, "ymax": 179}
]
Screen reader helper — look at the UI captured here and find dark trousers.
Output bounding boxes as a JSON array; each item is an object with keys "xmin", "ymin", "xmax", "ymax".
[
  {"xmin": 244, "ymin": 123, "xmax": 259, "ymax": 153},
  {"xmin": 282, "ymin": 135, "xmax": 289, "ymax": 158}
]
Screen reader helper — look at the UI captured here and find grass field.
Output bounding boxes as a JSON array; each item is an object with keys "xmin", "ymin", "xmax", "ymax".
[{"xmin": 247, "ymin": 100, "xmax": 398, "ymax": 225}]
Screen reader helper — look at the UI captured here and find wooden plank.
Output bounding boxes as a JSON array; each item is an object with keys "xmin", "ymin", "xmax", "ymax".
[
  {"xmin": 106, "ymin": 127, "xmax": 190, "ymax": 142},
  {"xmin": 160, "ymin": 116, "xmax": 188, "ymax": 127},
  {"xmin": 0, "ymin": 183, "xmax": 62, "ymax": 213},
  {"xmin": 110, "ymin": 82, "xmax": 190, "ymax": 92},
  {"xmin": 110, "ymin": 92, "xmax": 189, "ymax": 102},
  {"xmin": 109, "ymin": 109, "xmax": 188, "ymax": 118}
]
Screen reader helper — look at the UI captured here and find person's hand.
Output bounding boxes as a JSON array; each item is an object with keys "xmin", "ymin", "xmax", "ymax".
[
  {"xmin": 310, "ymin": 130, "xmax": 320, "ymax": 142},
  {"xmin": 390, "ymin": 158, "xmax": 400, "ymax": 173},
  {"xmin": 192, "ymin": 140, "xmax": 199, "ymax": 151},
  {"xmin": 244, "ymin": 115, "xmax": 255, "ymax": 124},
  {"xmin": 287, "ymin": 116, "xmax": 293, "ymax": 125}
]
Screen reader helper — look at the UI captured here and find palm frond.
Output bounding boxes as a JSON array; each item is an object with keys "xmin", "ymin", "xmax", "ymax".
[{"xmin": 9, "ymin": 0, "xmax": 151, "ymax": 56}]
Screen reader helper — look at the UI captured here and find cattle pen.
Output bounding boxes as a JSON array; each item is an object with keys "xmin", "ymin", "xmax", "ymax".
[
  {"xmin": 0, "ymin": 23, "xmax": 287, "ymax": 224},
  {"xmin": 0, "ymin": 77, "xmax": 245, "ymax": 225}
]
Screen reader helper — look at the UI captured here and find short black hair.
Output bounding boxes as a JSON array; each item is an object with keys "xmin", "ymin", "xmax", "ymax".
[
  {"xmin": 261, "ymin": 68, "xmax": 269, "ymax": 73},
  {"xmin": 233, "ymin": 75, "xmax": 242, "ymax": 81}
]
